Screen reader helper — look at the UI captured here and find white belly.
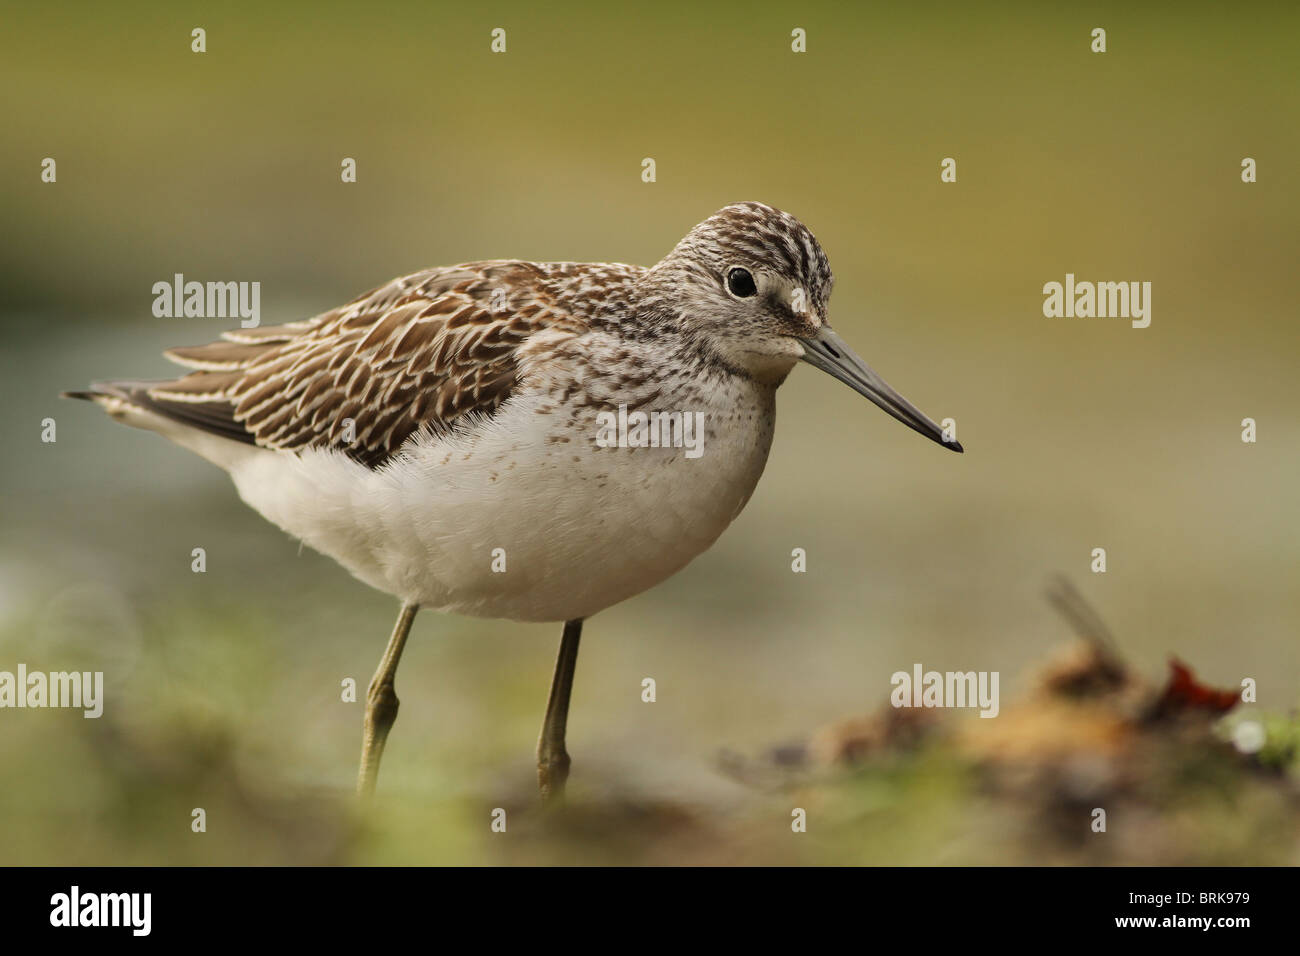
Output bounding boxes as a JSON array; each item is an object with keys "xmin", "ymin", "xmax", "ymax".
[{"xmin": 228, "ymin": 390, "xmax": 776, "ymax": 621}]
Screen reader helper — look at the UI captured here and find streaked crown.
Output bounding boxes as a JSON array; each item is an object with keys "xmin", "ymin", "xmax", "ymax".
[{"xmin": 642, "ymin": 202, "xmax": 834, "ymax": 380}]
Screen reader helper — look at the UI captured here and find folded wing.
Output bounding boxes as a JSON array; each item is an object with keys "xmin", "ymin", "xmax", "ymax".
[{"xmin": 127, "ymin": 262, "xmax": 571, "ymax": 468}]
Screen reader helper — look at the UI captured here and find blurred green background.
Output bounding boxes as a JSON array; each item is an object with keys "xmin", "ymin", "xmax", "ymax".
[{"xmin": 2, "ymin": 1, "xmax": 1297, "ymax": 864}]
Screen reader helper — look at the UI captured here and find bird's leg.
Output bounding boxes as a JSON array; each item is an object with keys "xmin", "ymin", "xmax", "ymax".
[
  {"xmin": 537, "ymin": 618, "xmax": 583, "ymax": 803},
  {"xmin": 357, "ymin": 601, "xmax": 419, "ymax": 797}
]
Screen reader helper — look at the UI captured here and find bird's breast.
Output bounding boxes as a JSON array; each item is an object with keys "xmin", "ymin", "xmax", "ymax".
[{"xmin": 230, "ymin": 369, "xmax": 778, "ymax": 622}]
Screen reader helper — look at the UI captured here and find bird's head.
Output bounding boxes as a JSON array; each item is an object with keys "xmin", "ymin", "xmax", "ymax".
[{"xmin": 647, "ymin": 201, "xmax": 962, "ymax": 452}]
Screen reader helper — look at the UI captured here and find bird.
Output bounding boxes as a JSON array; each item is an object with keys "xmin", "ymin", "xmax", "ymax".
[{"xmin": 65, "ymin": 201, "xmax": 962, "ymax": 801}]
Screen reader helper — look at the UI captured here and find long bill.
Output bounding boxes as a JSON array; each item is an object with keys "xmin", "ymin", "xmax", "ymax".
[{"xmin": 797, "ymin": 326, "xmax": 963, "ymax": 453}]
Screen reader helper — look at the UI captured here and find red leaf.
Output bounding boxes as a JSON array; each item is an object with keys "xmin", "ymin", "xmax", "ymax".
[{"xmin": 1156, "ymin": 659, "xmax": 1239, "ymax": 715}]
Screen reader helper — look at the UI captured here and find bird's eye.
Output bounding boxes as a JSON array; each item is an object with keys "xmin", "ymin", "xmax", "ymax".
[{"xmin": 726, "ymin": 267, "xmax": 757, "ymax": 298}]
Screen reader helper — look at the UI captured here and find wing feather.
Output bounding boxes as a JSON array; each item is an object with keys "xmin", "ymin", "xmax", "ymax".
[{"xmin": 133, "ymin": 264, "xmax": 589, "ymax": 468}]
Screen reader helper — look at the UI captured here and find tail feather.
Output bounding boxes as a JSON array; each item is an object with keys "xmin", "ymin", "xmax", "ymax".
[{"xmin": 61, "ymin": 380, "xmax": 256, "ymax": 446}]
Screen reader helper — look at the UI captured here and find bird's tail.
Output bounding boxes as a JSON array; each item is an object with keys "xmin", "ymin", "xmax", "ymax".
[
  {"xmin": 62, "ymin": 380, "xmax": 160, "ymax": 419},
  {"xmin": 62, "ymin": 379, "xmax": 261, "ymax": 471}
]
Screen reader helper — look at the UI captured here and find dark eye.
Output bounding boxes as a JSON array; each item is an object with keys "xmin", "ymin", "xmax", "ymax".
[{"xmin": 726, "ymin": 267, "xmax": 757, "ymax": 298}]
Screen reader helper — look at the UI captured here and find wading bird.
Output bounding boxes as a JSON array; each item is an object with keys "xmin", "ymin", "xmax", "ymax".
[{"xmin": 67, "ymin": 202, "xmax": 961, "ymax": 801}]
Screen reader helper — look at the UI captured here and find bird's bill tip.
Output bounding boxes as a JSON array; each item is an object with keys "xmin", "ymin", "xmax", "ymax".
[{"xmin": 797, "ymin": 326, "xmax": 963, "ymax": 453}]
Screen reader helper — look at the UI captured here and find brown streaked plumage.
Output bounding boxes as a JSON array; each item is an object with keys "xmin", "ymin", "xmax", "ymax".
[{"xmin": 129, "ymin": 261, "xmax": 641, "ymax": 468}]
